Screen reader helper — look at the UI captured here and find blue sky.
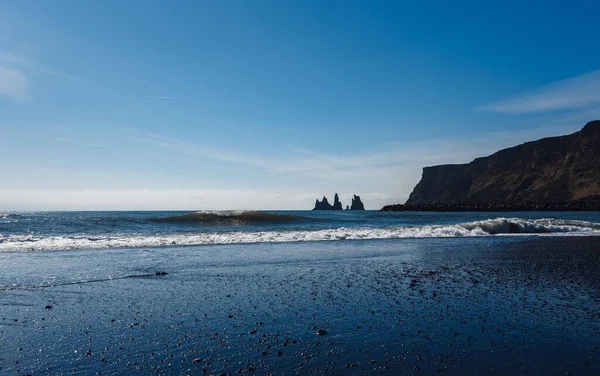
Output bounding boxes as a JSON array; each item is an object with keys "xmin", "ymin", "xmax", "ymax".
[{"xmin": 1, "ymin": 0, "xmax": 599, "ymax": 210}]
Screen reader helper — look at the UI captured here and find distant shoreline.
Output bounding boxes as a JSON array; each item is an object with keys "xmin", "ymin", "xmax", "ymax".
[{"xmin": 381, "ymin": 202, "xmax": 600, "ymax": 212}]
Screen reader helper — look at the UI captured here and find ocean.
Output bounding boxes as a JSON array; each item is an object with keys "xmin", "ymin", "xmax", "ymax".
[
  {"xmin": 2, "ymin": 210, "xmax": 600, "ymax": 252},
  {"xmin": 1, "ymin": 211, "xmax": 600, "ymax": 374}
]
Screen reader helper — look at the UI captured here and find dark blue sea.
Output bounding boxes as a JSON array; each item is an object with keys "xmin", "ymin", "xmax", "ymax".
[
  {"xmin": 1, "ymin": 210, "xmax": 600, "ymax": 252},
  {"xmin": 1, "ymin": 211, "xmax": 600, "ymax": 375}
]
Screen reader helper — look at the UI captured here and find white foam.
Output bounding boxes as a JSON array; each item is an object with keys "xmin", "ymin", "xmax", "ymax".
[{"xmin": 0, "ymin": 217, "xmax": 598, "ymax": 252}]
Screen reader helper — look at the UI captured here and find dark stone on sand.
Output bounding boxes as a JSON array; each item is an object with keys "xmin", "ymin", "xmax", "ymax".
[
  {"xmin": 45, "ymin": 305, "xmax": 52, "ymax": 310},
  {"xmin": 316, "ymin": 329, "xmax": 328, "ymax": 335}
]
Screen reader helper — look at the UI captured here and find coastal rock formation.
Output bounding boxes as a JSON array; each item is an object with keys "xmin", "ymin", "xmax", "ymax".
[
  {"xmin": 313, "ymin": 193, "xmax": 366, "ymax": 210},
  {"xmin": 314, "ymin": 196, "xmax": 333, "ymax": 210},
  {"xmin": 333, "ymin": 193, "xmax": 343, "ymax": 210},
  {"xmin": 350, "ymin": 195, "xmax": 365, "ymax": 210},
  {"xmin": 314, "ymin": 194, "xmax": 343, "ymax": 210},
  {"xmin": 406, "ymin": 120, "xmax": 600, "ymax": 205}
]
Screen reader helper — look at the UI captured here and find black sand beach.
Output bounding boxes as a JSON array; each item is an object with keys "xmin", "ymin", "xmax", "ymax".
[{"xmin": 1, "ymin": 236, "xmax": 599, "ymax": 375}]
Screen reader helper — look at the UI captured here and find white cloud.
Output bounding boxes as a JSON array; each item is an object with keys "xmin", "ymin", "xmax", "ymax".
[
  {"xmin": 0, "ymin": 64, "xmax": 29, "ymax": 101},
  {"xmin": 478, "ymin": 69, "xmax": 600, "ymax": 113}
]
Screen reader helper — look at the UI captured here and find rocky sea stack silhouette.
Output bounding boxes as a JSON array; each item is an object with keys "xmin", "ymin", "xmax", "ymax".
[
  {"xmin": 382, "ymin": 120, "xmax": 600, "ymax": 211},
  {"xmin": 350, "ymin": 195, "xmax": 365, "ymax": 210},
  {"xmin": 313, "ymin": 194, "xmax": 365, "ymax": 210}
]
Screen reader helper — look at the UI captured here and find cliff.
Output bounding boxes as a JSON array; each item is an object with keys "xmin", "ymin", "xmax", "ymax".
[{"xmin": 406, "ymin": 120, "xmax": 600, "ymax": 205}]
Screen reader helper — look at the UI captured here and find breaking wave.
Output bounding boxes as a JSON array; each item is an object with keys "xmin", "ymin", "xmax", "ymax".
[
  {"xmin": 152, "ymin": 210, "xmax": 303, "ymax": 224},
  {"xmin": 1, "ymin": 217, "xmax": 598, "ymax": 252}
]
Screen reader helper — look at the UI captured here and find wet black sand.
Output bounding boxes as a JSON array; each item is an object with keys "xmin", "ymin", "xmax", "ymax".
[{"xmin": 1, "ymin": 237, "xmax": 599, "ymax": 375}]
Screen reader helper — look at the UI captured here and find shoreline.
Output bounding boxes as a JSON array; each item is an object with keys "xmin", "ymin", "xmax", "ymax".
[{"xmin": 1, "ymin": 237, "xmax": 599, "ymax": 375}]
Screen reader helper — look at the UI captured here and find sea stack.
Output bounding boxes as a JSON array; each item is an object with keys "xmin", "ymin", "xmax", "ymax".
[
  {"xmin": 313, "ymin": 194, "xmax": 343, "ymax": 210},
  {"xmin": 333, "ymin": 193, "xmax": 343, "ymax": 210},
  {"xmin": 350, "ymin": 195, "xmax": 365, "ymax": 210},
  {"xmin": 314, "ymin": 196, "xmax": 333, "ymax": 210},
  {"xmin": 313, "ymin": 194, "xmax": 366, "ymax": 210}
]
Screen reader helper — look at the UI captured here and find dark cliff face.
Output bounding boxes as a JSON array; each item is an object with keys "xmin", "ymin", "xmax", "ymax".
[{"xmin": 406, "ymin": 121, "xmax": 600, "ymax": 204}]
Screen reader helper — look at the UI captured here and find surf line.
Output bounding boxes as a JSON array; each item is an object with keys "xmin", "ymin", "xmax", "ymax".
[{"xmin": 0, "ymin": 271, "xmax": 169, "ymax": 292}]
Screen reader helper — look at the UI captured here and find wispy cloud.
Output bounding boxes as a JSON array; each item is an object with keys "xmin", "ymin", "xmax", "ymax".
[
  {"xmin": 131, "ymin": 130, "xmax": 274, "ymax": 169},
  {"xmin": 2, "ymin": 118, "xmax": 591, "ymax": 210},
  {"xmin": 0, "ymin": 64, "xmax": 29, "ymax": 101},
  {"xmin": 130, "ymin": 128, "xmax": 419, "ymax": 179},
  {"xmin": 0, "ymin": 52, "xmax": 71, "ymax": 79},
  {"xmin": 0, "ymin": 51, "xmax": 73, "ymax": 102},
  {"xmin": 141, "ymin": 96, "xmax": 175, "ymax": 100},
  {"xmin": 125, "ymin": 120, "xmax": 586, "ymax": 200},
  {"xmin": 478, "ymin": 69, "xmax": 600, "ymax": 113}
]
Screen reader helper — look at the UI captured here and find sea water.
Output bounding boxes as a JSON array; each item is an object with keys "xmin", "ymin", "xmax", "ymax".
[
  {"xmin": 1, "ymin": 210, "xmax": 599, "ymax": 252},
  {"xmin": 1, "ymin": 211, "xmax": 600, "ymax": 374}
]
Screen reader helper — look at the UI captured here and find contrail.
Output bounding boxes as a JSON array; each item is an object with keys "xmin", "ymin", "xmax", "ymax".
[{"xmin": 141, "ymin": 96, "xmax": 175, "ymax": 100}]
